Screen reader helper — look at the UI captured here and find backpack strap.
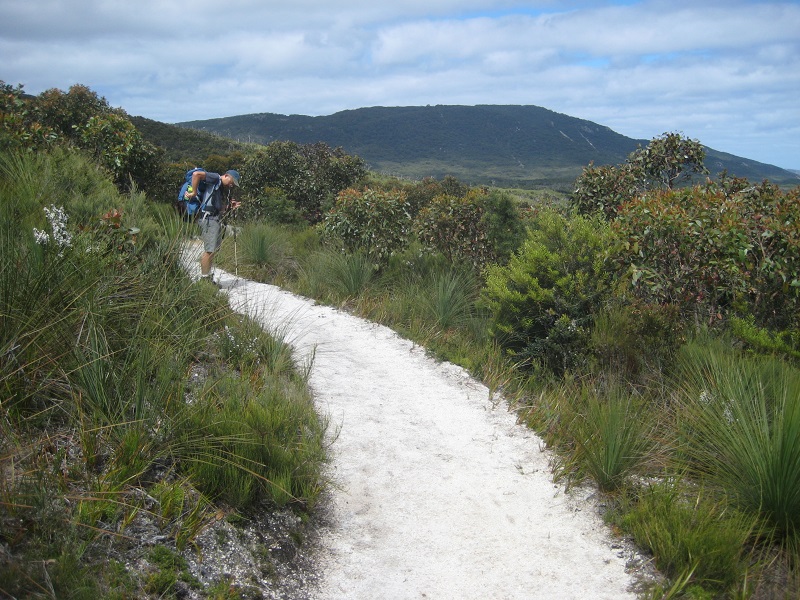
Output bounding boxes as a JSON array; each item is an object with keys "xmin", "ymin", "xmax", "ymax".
[{"xmin": 199, "ymin": 177, "xmax": 223, "ymax": 217}]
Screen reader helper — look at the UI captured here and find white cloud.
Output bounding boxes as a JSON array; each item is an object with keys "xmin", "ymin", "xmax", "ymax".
[{"xmin": 1, "ymin": 0, "xmax": 798, "ymax": 169}]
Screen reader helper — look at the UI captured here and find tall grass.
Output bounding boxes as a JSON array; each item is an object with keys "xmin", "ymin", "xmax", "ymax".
[
  {"xmin": 298, "ymin": 248, "xmax": 376, "ymax": 301},
  {"xmin": 238, "ymin": 221, "xmax": 296, "ymax": 276},
  {"xmin": 421, "ymin": 267, "xmax": 479, "ymax": 330},
  {"xmin": 618, "ymin": 481, "xmax": 758, "ymax": 597},
  {"xmin": 674, "ymin": 337, "xmax": 800, "ymax": 543}
]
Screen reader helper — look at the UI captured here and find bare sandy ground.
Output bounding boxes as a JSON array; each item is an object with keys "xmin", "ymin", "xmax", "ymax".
[{"xmin": 185, "ymin": 246, "xmax": 648, "ymax": 599}]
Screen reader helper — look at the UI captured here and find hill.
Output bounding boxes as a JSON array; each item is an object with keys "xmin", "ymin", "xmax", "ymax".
[
  {"xmin": 173, "ymin": 105, "xmax": 798, "ymax": 191},
  {"xmin": 131, "ymin": 115, "xmax": 248, "ymax": 164}
]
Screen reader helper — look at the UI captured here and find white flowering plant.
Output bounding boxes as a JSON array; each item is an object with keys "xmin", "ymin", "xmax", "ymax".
[{"xmin": 32, "ymin": 204, "xmax": 73, "ymax": 257}]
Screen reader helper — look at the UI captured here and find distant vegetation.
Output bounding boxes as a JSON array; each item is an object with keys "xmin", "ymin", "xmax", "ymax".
[
  {"xmin": 176, "ymin": 104, "xmax": 800, "ymax": 190},
  {"xmin": 3, "ymin": 80, "xmax": 800, "ymax": 599}
]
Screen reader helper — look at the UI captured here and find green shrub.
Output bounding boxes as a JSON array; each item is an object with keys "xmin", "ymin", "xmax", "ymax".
[
  {"xmin": 414, "ymin": 188, "xmax": 524, "ymax": 270},
  {"xmin": 219, "ymin": 312, "xmax": 296, "ymax": 376},
  {"xmin": 234, "ymin": 185, "xmax": 304, "ymax": 225},
  {"xmin": 730, "ymin": 314, "xmax": 800, "ymax": 361},
  {"xmin": 589, "ymin": 299, "xmax": 683, "ymax": 384},
  {"xmin": 319, "ymin": 187, "xmax": 412, "ymax": 266},
  {"xmin": 483, "ymin": 208, "xmax": 614, "ymax": 376}
]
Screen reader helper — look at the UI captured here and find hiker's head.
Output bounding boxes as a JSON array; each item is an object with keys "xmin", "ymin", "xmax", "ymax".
[{"xmin": 223, "ymin": 170, "xmax": 240, "ymax": 187}]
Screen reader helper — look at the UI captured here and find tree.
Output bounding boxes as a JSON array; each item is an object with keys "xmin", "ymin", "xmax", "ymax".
[
  {"xmin": 628, "ymin": 132, "xmax": 708, "ymax": 190},
  {"xmin": 0, "ymin": 81, "xmax": 58, "ymax": 151},
  {"xmin": 76, "ymin": 112, "xmax": 163, "ymax": 193},
  {"xmin": 35, "ymin": 84, "xmax": 111, "ymax": 144},
  {"xmin": 571, "ymin": 132, "xmax": 709, "ymax": 218},
  {"xmin": 243, "ymin": 141, "xmax": 367, "ymax": 223},
  {"xmin": 1, "ymin": 83, "xmax": 164, "ymax": 195}
]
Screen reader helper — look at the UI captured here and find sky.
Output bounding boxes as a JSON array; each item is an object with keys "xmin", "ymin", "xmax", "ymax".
[{"xmin": 2, "ymin": 0, "xmax": 799, "ymax": 170}]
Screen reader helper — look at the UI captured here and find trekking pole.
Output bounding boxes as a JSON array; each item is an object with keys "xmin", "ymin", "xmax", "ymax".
[
  {"xmin": 233, "ymin": 225, "xmax": 239, "ymax": 277},
  {"xmin": 218, "ymin": 191, "xmax": 241, "ymax": 279}
]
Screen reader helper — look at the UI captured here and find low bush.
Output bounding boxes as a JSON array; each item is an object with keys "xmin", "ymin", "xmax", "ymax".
[
  {"xmin": 483, "ymin": 208, "xmax": 614, "ymax": 376},
  {"xmin": 0, "ymin": 149, "xmax": 327, "ymax": 597},
  {"xmin": 319, "ymin": 187, "xmax": 412, "ymax": 266}
]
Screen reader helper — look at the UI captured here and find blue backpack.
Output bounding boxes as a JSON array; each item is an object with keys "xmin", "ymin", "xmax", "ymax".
[{"xmin": 177, "ymin": 168, "xmax": 209, "ymax": 218}]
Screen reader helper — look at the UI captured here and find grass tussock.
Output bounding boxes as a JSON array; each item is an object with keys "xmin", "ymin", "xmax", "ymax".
[{"xmin": 674, "ymin": 338, "xmax": 800, "ymax": 543}]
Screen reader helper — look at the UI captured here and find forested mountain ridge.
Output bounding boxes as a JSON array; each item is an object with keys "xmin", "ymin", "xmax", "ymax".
[{"xmin": 162, "ymin": 104, "xmax": 795, "ymax": 190}]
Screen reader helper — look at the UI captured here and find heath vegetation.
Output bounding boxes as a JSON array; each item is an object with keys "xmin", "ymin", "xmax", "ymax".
[{"xmin": 3, "ymin": 80, "xmax": 799, "ymax": 598}]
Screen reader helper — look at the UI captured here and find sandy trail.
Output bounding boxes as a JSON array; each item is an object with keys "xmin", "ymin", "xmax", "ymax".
[{"xmin": 185, "ymin": 246, "xmax": 643, "ymax": 599}]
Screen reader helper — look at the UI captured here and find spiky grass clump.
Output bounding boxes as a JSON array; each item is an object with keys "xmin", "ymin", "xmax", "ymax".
[
  {"xmin": 572, "ymin": 386, "xmax": 655, "ymax": 492},
  {"xmin": 421, "ymin": 267, "xmax": 479, "ymax": 330},
  {"xmin": 542, "ymin": 381, "xmax": 656, "ymax": 492},
  {"xmin": 298, "ymin": 248, "xmax": 376, "ymax": 301},
  {"xmin": 238, "ymin": 222, "xmax": 295, "ymax": 276},
  {"xmin": 674, "ymin": 338, "xmax": 800, "ymax": 543}
]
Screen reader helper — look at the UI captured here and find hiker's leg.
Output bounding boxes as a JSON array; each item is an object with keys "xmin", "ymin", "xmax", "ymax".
[
  {"xmin": 201, "ymin": 251, "xmax": 214, "ymax": 276},
  {"xmin": 199, "ymin": 217, "xmax": 222, "ymax": 278}
]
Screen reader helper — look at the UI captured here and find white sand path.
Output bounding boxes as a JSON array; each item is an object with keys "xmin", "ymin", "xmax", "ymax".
[{"xmin": 184, "ymin": 245, "xmax": 645, "ymax": 600}]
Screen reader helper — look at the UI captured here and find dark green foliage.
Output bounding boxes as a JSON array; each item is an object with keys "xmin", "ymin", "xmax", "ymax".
[
  {"xmin": 414, "ymin": 187, "xmax": 524, "ymax": 271},
  {"xmin": 319, "ymin": 187, "xmax": 412, "ymax": 265},
  {"xmin": 483, "ymin": 208, "xmax": 614, "ymax": 375},
  {"xmin": 589, "ymin": 300, "xmax": 683, "ymax": 384},
  {"xmin": 182, "ymin": 376, "xmax": 325, "ymax": 509},
  {"xmin": 234, "ymin": 185, "xmax": 305, "ymax": 225},
  {"xmin": 567, "ymin": 386, "xmax": 654, "ymax": 492},
  {"xmin": 243, "ymin": 141, "xmax": 367, "ymax": 223},
  {"xmin": 478, "ymin": 188, "xmax": 527, "ymax": 264},
  {"xmin": 613, "ymin": 181, "xmax": 800, "ymax": 331}
]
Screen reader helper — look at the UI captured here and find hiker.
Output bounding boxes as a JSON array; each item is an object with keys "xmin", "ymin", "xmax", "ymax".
[{"xmin": 185, "ymin": 169, "xmax": 241, "ymax": 283}]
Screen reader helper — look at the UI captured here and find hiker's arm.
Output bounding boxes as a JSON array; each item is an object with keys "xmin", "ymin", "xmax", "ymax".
[{"xmin": 189, "ymin": 171, "xmax": 206, "ymax": 198}]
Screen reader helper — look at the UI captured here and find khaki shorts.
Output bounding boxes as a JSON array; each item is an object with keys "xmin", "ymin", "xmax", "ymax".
[{"xmin": 199, "ymin": 215, "xmax": 222, "ymax": 253}]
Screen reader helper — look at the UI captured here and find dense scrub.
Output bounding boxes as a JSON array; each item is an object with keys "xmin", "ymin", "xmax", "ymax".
[{"xmin": 0, "ymin": 151, "xmax": 326, "ymax": 597}]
